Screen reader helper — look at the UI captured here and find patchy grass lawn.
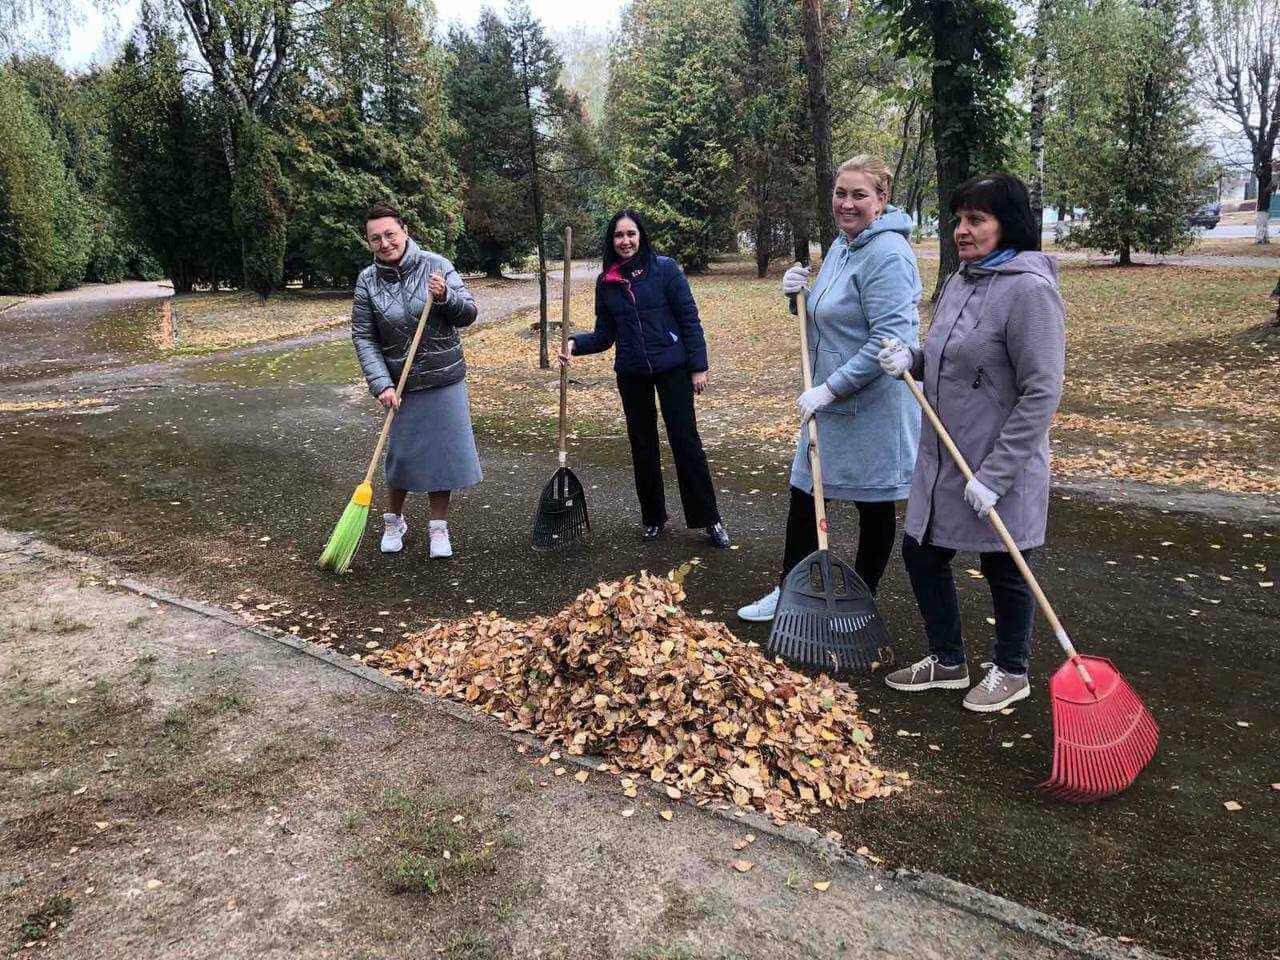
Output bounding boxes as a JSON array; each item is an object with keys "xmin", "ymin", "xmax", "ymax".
[
  {"xmin": 466, "ymin": 258, "xmax": 1280, "ymax": 496},
  {"xmin": 0, "ymin": 295, "xmax": 26, "ymax": 312},
  {"xmin": 1189, "ymin": 237, "xmax": 1280, "ymax": 259},
  {"xmin": 168, "ymin": 290, "xmax": 354, "ymax": 352},
  {"xmin": 171, "ymin": 278, "xmax": 520, "ymax": 354}
]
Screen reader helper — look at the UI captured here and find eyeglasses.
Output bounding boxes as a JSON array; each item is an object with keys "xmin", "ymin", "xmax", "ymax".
[{"xmin": 368, "ymin": 229, "xmax": 403, "ymax": 246}]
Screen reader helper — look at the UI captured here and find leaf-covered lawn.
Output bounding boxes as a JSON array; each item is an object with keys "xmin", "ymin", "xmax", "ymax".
[{"xmin": 465, "ymin": 259, "xmax": 1280, "ymax": 496}]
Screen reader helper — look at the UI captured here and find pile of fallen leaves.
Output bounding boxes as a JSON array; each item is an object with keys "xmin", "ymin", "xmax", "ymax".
[{"xmin": 376, "ymin": 570, "xmax": 905, "ymax": 821}]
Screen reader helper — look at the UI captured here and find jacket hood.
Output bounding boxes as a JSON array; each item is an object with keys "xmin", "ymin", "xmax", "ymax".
[
  {"xmin": 847, "ymin": 206, "xmax": 915, "ymax": 249},
  {"xmin": 962, "ymin": 250, "xmax": 1058, "ymax": 283}
]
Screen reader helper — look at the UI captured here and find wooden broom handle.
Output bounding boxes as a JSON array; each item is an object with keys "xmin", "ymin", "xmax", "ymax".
[
  {"xmin": 362, "ymin": 286, "xmax": 437, "ymax": 486},
  {"xmin": 896, "ymin": 358, "xmax": 1085, "ymax": 672},
  {"xmin": 796, "ymin": 291, "xmax": 829, "ymax": 551},
  {"xmin": 558, "ymin": 227, "xmax": 572, "ymax": 464}
]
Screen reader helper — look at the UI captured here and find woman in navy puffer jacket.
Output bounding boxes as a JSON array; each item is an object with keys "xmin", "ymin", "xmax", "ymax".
[{"xmin": 559, "ymin": 210, "xmax": 729, "ymax": 547}]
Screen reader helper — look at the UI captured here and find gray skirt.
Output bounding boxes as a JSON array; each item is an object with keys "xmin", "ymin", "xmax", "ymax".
[{"xmin": 384, "ymin": 379, "xmax": 483, "ymax": 492}]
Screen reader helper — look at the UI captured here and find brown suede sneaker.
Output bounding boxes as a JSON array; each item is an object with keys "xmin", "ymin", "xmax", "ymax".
[
  {"xmin": 884, "ymin": 655, "xmax": 970, "ymax": 692},
  {"xmin": 962, "ymin": 663, "xmax": 1031, "ymax": 713}
]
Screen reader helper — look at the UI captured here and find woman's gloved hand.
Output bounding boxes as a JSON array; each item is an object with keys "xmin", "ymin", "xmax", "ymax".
[
  {"xmin": 781, "ymin": 262, "xmax": 810, "ymax": 296},
  {"xmin": 877, "ymin": 338, "xmax": 914, "ymax": 378},
  {"xmin": 797, "ymin": 383, "xmax": 836, "ymax": 423},
  {"xmin": 964, "ymin": 477, "xmax": 999, "ymax": 517}
]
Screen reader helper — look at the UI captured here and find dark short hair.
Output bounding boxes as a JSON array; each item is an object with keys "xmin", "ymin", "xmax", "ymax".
[
  {"xmin": 949, "ymin": 173, "xmax": 1040, "ymax": 252},
  {"xmin": 364, "ymin": 201, "xmax": 404, "ymax": 228},
  {"xmin": 601, "ymin": 209, "xmax": 655, "ymax": 268}
]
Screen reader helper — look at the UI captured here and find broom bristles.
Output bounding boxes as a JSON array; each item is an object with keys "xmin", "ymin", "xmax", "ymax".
[{"xmin": 318, "ymin": 494, "xmax": 371, "ymax": 574}]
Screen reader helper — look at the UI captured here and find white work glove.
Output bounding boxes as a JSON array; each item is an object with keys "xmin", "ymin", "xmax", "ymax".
[
  {"xmin": 781, "ymin": 262, "xmax": 810, "ymax": 296},
  {"xmin": 964, "ymin": 477, "xmax": 999, "ymax": 518},
  {"xmin": 877, "ymin": 338, "xmax": 914, "ymax": 379},
  {"xmin": 797, "ymin": 383, "xmax": 837, "ymax": 423}
]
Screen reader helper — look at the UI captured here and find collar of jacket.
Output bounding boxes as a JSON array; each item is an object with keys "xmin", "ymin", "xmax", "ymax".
[{"xmin": 374, "ymin": 238, "xmax": 423, "ymax": 283}]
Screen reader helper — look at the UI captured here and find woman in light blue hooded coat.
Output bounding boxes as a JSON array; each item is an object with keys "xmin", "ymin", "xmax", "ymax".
[{"xmin": 738, "ymin": 155, "xmax": 922, "ymax": 623}]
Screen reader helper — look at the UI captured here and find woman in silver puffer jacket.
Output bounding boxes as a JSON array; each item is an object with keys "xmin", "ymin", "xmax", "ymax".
[{"xmin": 350, "ymin": 201, "xmax": 481, "ymax": 560}]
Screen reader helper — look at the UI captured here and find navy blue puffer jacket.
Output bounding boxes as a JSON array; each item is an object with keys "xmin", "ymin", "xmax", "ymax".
[{"xmin": 570, "ymin": 254, "xmax": 709, "ymax": 376}]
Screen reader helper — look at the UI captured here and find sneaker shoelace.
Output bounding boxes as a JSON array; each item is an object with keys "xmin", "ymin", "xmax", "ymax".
[
  {"xmin": 913, "ymin": 654, "xmax": 941, "ymax": 678},
  {"xmin": 978, "ymin": 661, "xmax": 1006, "ymax": 693}
]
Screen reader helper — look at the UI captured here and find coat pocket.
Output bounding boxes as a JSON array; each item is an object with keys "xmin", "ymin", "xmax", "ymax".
[{"xmin": 972, "ymin": 365, "xmax": 1015, "ymax": 415}]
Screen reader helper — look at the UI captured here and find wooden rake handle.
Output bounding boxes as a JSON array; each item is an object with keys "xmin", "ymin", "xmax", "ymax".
[
  {"xmin": 796, "ymin": 291, "xmax": 829, "ymax": 551},
  {"xmin": 894, "ymin": 351, "xmax": 1088, "ymax": 678},
  {"xmin": 558, "ymin": 227, "xmax": 572, "ymax": 466},
  {"xmin": 361, "ymin": 287, "xmax": 438, "ymax": 487}
]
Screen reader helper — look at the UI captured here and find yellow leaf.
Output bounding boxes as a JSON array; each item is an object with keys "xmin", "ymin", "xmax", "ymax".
[
  {"xmin": 659, "ymin": 809, "xmax": 674, "ymax": 821},
  {"xmin": 812, "ymin": 881, "xmax": 831, "ymax": 892}
]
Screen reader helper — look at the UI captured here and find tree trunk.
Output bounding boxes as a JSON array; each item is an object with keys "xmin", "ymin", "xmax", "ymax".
[
  {"xmin": 791, "ymin": 217, "xmax": 810, "ymax": 266},
  {"xmin": 800, "ymin": 0, "xmax": 837, "ymax": 255},
  {"xmin": 1119, "ymin": 244, "xmax": 1132, "ymax": 266},
  {"xmin": 518, "ymin": 61, "xmax": 550, "ymax": 369},
  {"xmin": 1028, "ymin": 0, "xmax": 1051, "ymax": 248},
  {"xmin": 755, "ymin": 208, "xmax": 770, "ymax": 278},
  {"xmin": 1256, "ymin": 161, "xmax": 1273, "ymax": 244},
  {"xmin": 930, "ymin": 5, "xmax": 976, "ymax": 297}
]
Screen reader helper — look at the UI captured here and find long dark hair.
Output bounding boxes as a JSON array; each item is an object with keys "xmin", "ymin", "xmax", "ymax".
[
  {"xmin": 601, "ymin": 209, "xmax": 655, "ymax": 269},
  {"xmin": 949, "ymin": 173, "xmax": 1040, "ymax": 251}
]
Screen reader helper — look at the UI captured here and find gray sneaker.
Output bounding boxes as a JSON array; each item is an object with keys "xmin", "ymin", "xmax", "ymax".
[
  {"xmin": 962, "ymin": 663, "xmax": 1030, "ymax": 713},
  {"xmin": 884, "ymin": 655, "xmax": 970, "ymax": 692}
]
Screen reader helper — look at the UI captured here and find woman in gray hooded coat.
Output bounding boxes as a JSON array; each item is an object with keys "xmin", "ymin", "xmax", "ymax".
[{"xmin": 878, "ymin": 173, "xmax": 1066, "ymax": 713}]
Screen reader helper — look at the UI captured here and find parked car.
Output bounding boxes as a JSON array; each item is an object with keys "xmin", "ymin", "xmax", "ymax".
[{"xmin": 1189, "ymin": 202, "xmax": 1221, "ymax": 229}]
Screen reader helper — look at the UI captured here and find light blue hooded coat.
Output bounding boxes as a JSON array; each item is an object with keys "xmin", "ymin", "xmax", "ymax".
[{"xmin": 790, "ymin": 207, "xmax": 923, "ymax": 501}]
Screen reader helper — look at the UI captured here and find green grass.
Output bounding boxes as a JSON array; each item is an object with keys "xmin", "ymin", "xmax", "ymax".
[
  {"xmin": 357, "ymin": 788, "xmax": 506, "ymax": 899},
  {"xmin": 16, "ymin": 894, "xmax": 73, "ymax": 948}
]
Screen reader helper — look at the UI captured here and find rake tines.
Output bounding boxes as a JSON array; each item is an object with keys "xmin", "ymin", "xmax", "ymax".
[
  {"xmin": 766, "ymin": 551, "xmax": 894, "ymax": 680},
  {"xmin": 532, "ymin": 466, "xmax": 590, "ymax": 551},
  {"xmin": 1037, "ymin": 656, "xmax": 1159, "ymax": 803}
]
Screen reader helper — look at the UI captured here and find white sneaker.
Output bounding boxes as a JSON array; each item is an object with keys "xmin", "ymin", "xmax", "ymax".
[
  {"xmin": 737, "ymin": 586, "xmax": 780, "ymax": 622},
  {"xmin": 428, "ymin": 520, "xmax": 453, "ymax": 559},
  {"xmin": 380, "ymin": 513, "xmax": 407, "ymax": 553}
]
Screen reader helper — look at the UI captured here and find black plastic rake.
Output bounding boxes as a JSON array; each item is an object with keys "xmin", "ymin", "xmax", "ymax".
[
  {"xmin": 533, "ymin": 226, "xmax": 590, "ymax": 551},
  {"xmin": 765, "ymin": 290, "xmax": 894, "ymax": 680}
]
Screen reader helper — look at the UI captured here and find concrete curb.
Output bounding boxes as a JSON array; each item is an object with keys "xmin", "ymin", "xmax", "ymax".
[{"xmin": 6, "ymin": 531, "xmax": 1167, "ymax": 960}]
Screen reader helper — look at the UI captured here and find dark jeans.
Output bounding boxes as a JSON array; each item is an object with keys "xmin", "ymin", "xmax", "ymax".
[
  {"xmin": 616, "ymin": 368, "xmax": 719, "ymax": 528},
  {"xmin": 901, "ymin": 533, "xmax": 1035, "ymax": 674},
  {"xmin": 780, "ymin": 486, "xmax": 896, "ymax": 595}
]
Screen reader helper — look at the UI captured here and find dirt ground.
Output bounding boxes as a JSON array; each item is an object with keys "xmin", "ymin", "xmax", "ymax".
[{"xmin": 0, "ymin": 532, "xmax": 1091, "ymax": 960}]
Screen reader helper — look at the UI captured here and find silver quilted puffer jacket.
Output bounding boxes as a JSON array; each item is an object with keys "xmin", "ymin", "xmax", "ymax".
[{"xmin": 351, "ymin": 238, "xmax": 478, "ymax": 396}]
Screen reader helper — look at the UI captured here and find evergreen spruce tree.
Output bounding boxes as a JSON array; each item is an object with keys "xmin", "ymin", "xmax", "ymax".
[
  {"xmin": 445, "ymin": 9, "xmax": 534, "ymax": 277},
  {"xmin": 604, "ymin": 0, "xmax": 744, "ymax": 271}
]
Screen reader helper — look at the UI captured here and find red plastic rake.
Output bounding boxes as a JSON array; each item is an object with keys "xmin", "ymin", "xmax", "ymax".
[{"xmin": 899, "ymin": 364, "xmax": 1158, "ymax": 802}]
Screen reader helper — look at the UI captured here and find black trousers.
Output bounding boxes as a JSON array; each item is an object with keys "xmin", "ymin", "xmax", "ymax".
[
  {"xmin": 779, "ymin": 486, "xmax": 896, "ymax": 595},
  {"xmin": 901, "ymin": 533, "xmax": 1035, "ymax": 674},
  {"xmin": 616, "ymin": 368, "xmax": 719, "ymax": 528}
]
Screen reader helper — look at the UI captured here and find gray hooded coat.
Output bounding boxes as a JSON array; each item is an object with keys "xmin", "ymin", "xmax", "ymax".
[
  {"xmin": 351, "ymin": 238, "xmax": 477, "ymax": 397},
  {"xmin": 903, "ymin": 252, "xmax": 1066, "ymax": 552}
]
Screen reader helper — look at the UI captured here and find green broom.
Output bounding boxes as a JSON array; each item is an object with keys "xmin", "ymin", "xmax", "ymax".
[{"xmin": 319, "ymin": 287, "xmax": 436, "ymax": 573}]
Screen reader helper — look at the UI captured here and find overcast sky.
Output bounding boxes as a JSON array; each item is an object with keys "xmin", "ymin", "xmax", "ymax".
[{"xmin": 58, "ymin": 0, "xmax": 623, "ymax": 69}]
